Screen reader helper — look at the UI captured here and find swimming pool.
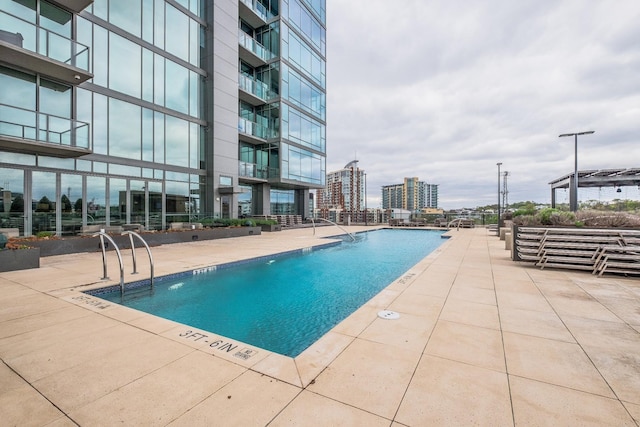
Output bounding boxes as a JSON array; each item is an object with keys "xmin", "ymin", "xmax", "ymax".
[{"xmin": 93, "ymin": 229, "xmax": 446, "ymax": 356}]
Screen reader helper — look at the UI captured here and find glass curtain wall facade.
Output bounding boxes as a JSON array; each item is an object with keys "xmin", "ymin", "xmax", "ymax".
[
  {"xmin": 0, "ymin": 0, "xmax": 326, "ymax": 236},
  {"xmin": 237, "ymin": 0, "xmax": 326, "ymax": 219}
]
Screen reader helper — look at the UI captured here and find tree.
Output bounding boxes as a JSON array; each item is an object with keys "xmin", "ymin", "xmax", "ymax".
[
  {"xmin": 10, "ymin": 195, "xmax": 24, "ymax": 212},
  {"xmin": 36, "ymin": 196, "xmax": 53, "ymax": 212},
  {"xmin": 74, "ymin": 198, "xmax": 83, "ymax": 213},
  {"xmin": 61, "ymin": 195, "xmax": 72, "ymax": 212}
]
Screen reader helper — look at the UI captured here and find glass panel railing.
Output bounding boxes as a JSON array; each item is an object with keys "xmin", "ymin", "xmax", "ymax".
[
  {"xmin": 238, "ymin": 31, "xmax": 273, "ymax": 62},
  {"xmin": 239, "ymin": 161, "xmax": 270, "ymax": 179},
  {"xmin": 0, "ymin": 11, "xmax": 90, "ymax": 71},
  {"xmin": 0, "ymin": 103, "xmax": 91, "ymax": 150},
  {"xmin": 239, "ymin": 161, "xmax": 256, "ymax": 178},
  {"xmin": 239, "ymin": 161, "xmax": 277, "ymax": 179},
  {"xmin": 238, "ymin": 73, "xmax": 276, "ymax": 101},
  {"xmin": 240, "ymin": 0, "xmax": 276, "ymax": 21},
  {"xmin": 238, "ymin": 117, "xmax": 278, "ymax": 140}
]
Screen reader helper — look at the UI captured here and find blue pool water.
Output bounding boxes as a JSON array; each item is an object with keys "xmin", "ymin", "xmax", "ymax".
[{"xmin": 97, "ymin": 229, "xmax": 445, "ymax": 356}]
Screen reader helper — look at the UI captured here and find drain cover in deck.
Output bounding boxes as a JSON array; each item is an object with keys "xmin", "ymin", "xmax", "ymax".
[{"xmin": 378, "ymin": 310, "xmax": 400, "ymax": 320}]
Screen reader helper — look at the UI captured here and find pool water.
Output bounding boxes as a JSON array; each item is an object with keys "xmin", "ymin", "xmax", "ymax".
[{"xmin": 97, "ymin": 229, "xmax": 446, "ymax": 356}]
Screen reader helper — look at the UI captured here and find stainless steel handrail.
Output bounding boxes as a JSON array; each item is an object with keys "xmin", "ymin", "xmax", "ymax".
[
  {"xmin": 122, "ymin": 231, "xmax": 154, "ymax": 291},
  {"xmin": 93, "ymin": 230, "xmax": 125, "ymax": 294},
  {"xmin": 310, "ymin": 217, "xmax": 356, "ymax": 241}
]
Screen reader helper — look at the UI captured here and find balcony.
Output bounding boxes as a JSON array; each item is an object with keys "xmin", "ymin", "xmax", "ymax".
[
  {"xmin": 239, "ymin": 0, "xmax": 275, "ymax": 27},
  {"xmin": 239, "ymin": 73, "xmax": 276, "ymax": 106},
  {"xmin": 239, "ymin": 161, "xmax": 279, "ymax": 181},
  {"xmin": 238, "ymin": 117, "xmax": 278, "ymax": 143},
  {"xmin": 53, "ymin": 0, "xmax": 94, "ymax": 13},
  {"xmin": 0, "ymin": 11, "xmax": 92, "ymax": 84},
  {"xmin": 238, "ymin": 31, "xmax": 274, "ymax": 67},
  {"xmin": 0, "ymin": 103, "xmax": 92, "ymax": 158},
  {"xmin": 239, "ymin": 161, "xmax": 266, "ymax": 180}
]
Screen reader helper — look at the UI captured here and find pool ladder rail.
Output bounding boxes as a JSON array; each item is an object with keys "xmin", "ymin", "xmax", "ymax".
[
  {"xmin": 93, "ymin": 230, "xmax": 155, "ymax": 296},
  {"xmin": 310, "ymin": 218, "xmax": 356, "ymax": 241}
]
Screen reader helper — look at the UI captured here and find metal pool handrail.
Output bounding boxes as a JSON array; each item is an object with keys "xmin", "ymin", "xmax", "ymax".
[
  {"xmin": 122, "ymin": 231, "xmax": 155, "ymax": 291},
  {"xmin": 310, "ymin": 217, "xmax": 356, "ymax": 241},
  {"xmin": 93, "ymin": 230, "xmax": 125, "ymax": 294}
]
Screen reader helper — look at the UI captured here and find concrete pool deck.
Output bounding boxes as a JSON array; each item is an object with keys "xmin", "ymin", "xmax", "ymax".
[{"xmin": 1, "ymin": 226, "xmax": 639, "ymax": 426}]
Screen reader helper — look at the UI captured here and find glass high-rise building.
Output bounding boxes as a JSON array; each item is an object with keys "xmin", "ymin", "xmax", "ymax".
[{"xmin": 0, "ymin": 0, "xmax": 326, "ymax": 236}]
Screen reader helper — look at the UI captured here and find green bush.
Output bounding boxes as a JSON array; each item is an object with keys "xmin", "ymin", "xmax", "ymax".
[
  {"xmin": 537, "ymin": 208, "xmax": 558, "ymax": 224},
  {"xmin": 36, "ymin": 231, "xmax": 56, "ymax": 238},
  {"xmin": 513, "ymin": 207, "xmax": 536, "ymax": 217}
]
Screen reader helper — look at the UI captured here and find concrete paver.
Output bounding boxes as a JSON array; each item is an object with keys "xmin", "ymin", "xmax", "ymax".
[
  {"xmin": 1, "ymin": 226, "xmax": 639, "ymax": 425},
  {"xmin": 395, "ymin": 355, "xmax": 513, "ymax": 426}
]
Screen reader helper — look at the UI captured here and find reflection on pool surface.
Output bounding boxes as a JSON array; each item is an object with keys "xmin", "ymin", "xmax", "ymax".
[{"xmin": 95, "ymin": 229, "xmax": 446, "ymax": 356}]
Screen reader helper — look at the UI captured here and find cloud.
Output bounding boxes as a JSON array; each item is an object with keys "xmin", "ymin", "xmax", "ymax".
[{"xmin": 326, "ymin": 0, "xmax": 640, "ymax": 209}]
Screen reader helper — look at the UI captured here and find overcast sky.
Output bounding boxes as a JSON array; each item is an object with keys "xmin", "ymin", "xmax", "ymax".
[{"xmin": 325, "ymin": 0, "xmax": 640, "ymax": 209}]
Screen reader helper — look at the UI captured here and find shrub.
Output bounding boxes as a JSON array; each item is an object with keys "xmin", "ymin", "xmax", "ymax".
[
  {"xmin": 513, "ymin": 209, "xmax": 640, "ymax": 228},
  {"xmin": 512, "ymin": 207, "xmax": 536, "ymax": 217},
  {"xmin": 576, "ymin": 210, "xmax": 640, "ymax": 228},
  {"xmin": 512, "ymin": 215, "xmax": 541, "ymax": 226}
]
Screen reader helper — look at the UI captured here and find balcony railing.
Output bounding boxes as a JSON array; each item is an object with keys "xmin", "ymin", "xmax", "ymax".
[
  {"xmin": 239, "ymin": 161, "xmax": 278, "ymax": 180},
  {"xmin": 238, "ymin": 31, "xmax": 274, "ymax": 63},
  {"xmin": 239, "ymin": 73, "xmax": 276, "ymax": 102},
  {"xmin": 0, "ymin": 10, "xmax": 90, "ymax": 72},
  {"xmin": 0, "ymin": 103, "xmax": 91, "ymax": 149},
  {"xmin": 239, "ymin": 0, "xmax": 276, "ymax": 21},
  {"xmin": 238, "ymin": 117, "xmax": 278, "ymax": 140}
]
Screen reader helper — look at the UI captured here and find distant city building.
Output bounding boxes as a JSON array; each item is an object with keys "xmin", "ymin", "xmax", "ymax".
[
  {"xmin": 317, "ymin": 160, "xmax": 365, "ymax": 223},
  {"xmin": 381, "ymin": 183, "xmax": 404, "ymax": 210},
  {"xmin": 381, "ymin": 178, "xmax": 438, "ymax": 210}
]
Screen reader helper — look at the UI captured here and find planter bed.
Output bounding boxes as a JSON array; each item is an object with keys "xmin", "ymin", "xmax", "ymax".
[
  {"xmin": 23, "ymin": 227, "xmax": 262, "ymax": 257},
  {"xmin": 0, "ymin": 247, "xmax": 40, "ymax": 272}
]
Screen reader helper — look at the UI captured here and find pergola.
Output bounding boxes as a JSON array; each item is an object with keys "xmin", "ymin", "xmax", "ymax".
[{"xmin": 549, "ymin": 168, "xmax": 640, "ymax": 208}]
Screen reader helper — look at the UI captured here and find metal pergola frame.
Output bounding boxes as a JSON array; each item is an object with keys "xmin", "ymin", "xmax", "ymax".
[{"xmin": 549, "ymin": 168, "xmax": 640, "ymax": 208}]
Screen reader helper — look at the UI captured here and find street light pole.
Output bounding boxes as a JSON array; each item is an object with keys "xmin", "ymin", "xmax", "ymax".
[
  {"xmin": 558, "ymin": 131, "xmax": 594, "ymax": 212},
  {"xmin": 497, "ymin": 162, "xmax": 502, "ymax": 231}
]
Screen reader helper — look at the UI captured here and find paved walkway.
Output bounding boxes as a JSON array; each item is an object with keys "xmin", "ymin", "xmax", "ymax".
[{"xmin": 1, "ymin": 226, "xmax": 639, "ymax": 426}]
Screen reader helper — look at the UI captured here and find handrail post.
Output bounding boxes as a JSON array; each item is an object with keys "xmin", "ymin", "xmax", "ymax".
[
  {"xmin": 127, "ymin": 232, "xmax": 138, "ymax": 274},
  {"xmin": 93, "ymin": 230, "xmax": 125, "ymax": 295},
  {"xmin": 98, "ymin": 232, "xmax": 109, "ymax": 280},
  {"xmin": 122, "ymin": 231, "xmax": 155, "ymax": 291}
]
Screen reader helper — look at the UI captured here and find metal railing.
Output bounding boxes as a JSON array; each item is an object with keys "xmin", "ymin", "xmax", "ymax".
[
  {"xmin": 0, "ymin": 103, "xmax": 91, "ymax": 149},
  {"xmin": 310, "ymin": 217, "xmax": 356, "ymax": 241},
  {"xmin": 94, "ymin": 230, "xmax": 125, "ymax": 294},
  {"xmin": 0, "ymin": 10, "xmax": 90, "ymax": 71},
  {"xmin": 123, "ymin": 231, "xmax": 155, "ymax": 290},
  {"xmin": 93, "ymin": 230, "xmax": 154, "ymax": 296}
]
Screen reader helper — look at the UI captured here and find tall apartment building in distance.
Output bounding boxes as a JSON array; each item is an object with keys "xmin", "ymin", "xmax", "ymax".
[
  {"xmin": 0, "ymin": 0, "xmax": 326, "ymax": 236},
  {"xmin": 382, "ymin": 178, "xmax": 439, "ymax": 210},
  {"xmin": 317, "ymin": 160, "xmax": 365, "ymax": 222}
]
